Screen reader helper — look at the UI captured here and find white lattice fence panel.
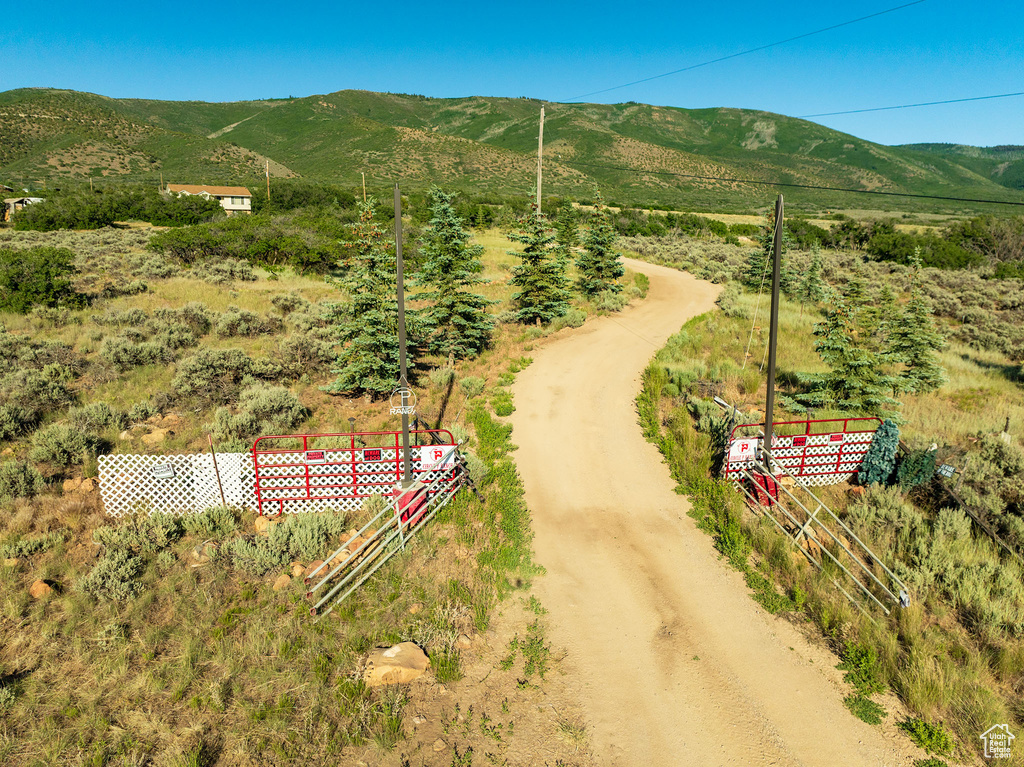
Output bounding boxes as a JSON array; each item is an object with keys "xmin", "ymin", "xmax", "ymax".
[
  {"xmin": 98, "ymin": 453, "xmax": 256, "ymax": 517},
  {"xmin": 100, "ymin": 446, "xmax": 461, "ymax": 517}
]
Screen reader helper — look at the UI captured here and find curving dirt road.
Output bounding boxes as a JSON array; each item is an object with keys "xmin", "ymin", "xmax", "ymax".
[{"xmin": 510, "ymin": 259, "xmax": 918, "ymax": 766}]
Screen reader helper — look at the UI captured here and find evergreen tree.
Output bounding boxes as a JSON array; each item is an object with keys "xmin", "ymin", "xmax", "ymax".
[
  {"xmin": 576, "ymin": 195, "xmax": 625, "ymax": 297},
  {"xmin": 799, "ymin": 288, "xmax": 900, "ymax": 416},
  {"xmin": 888, "ymin": 249, "xmax": 946, "ymax": 393},
  {"xmin": 414, "ymin": 187, "xmax": 496, "ymax": 361},
  {"xmin": 744, "ymin": 209, "xmax": 797, "ymax": 293},
  {"xmin": 508, "ymin": 206, "xmax": 570, "ymax": 324},
  {"xmin": 323, "ymin": 199, "xmax": 413, "ymax": 398},
  {"xmin": 796, "ymin": 245, "xmax": 827, "ymax": 316},
  {"xmin": 553, "ymin": 200, "xmax": 579, "ymax": 267}
]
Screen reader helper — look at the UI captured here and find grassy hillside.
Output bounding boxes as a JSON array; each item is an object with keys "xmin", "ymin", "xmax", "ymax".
[
  {"xmin": 901, "ymin": 143, "xmax": 1024, "ymax": 192},
  {"xmin": 4, "ymin": 88, "xmax": 1024, "ymax": 214}
]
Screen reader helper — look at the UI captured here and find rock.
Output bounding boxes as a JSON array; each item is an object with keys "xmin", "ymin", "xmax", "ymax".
[
  {"xmin": 847, "ymin": 485, "xmax": 866, "ymax": 497},
  {"xmin": 272, "ymin": 574, "xmax": 291, "ymax": 591},
  {"xmin": 141, "ymin": 428, "xmax": 173, "ymax": 447},
  {"xmin": 2, "ymin": 447, "xmax": 14, "ymax": 456},
  {"xmin": 291, "ymin": 562, "xmax": 305, "ymax": 578},
  {"xmin": 63, "ymin": 477, "xmax": 83, "ymax": 494},
  {"xmin": 413, "ymin": 714, "xmax": 427, "ymax": 725},
  {"xmin": 303, "ymin": 560, "xmax": 325, "ymax": 579},
  {"xmin": 363, "ymin": 642, "xmax": 430, "ymax": 687},
  {"xmin": 146, "ymin": 415, "xmax": 161, "ymax": 424},
  {"xmin": 191, "ymin": 542, "xmax": 217, "ymax": 562},
  {"xmin": 3, "ymin": 558, "xmax": 18, "ymax": 568},
  {"xmin": 119, "ymin": 430, "xmax": 132, "ymax": 441},
  {"xmin": 432, "ymin": 739, "xmax": 447, "ymax": 753},
  {"xmin": 345, "ymin": 536, "xmax": 366, "ymax": 554},
  {"xmin": 455, "ymin": 633, "xmax": 472, "ymax": 650},
  {"xmin": 408, "ymin": 602, "xmax": 423, "ymax": 615},
  {"xmin": 254, "ymin": 516, "xmax": 280, "ymax": 536},
  {"xmin": 779, "ymin": 475, "xmax": 796, "ymax": 487},
  {"xmin": 29, "ymin": 580, "xmax": 53, "ymax": 599},
  {"xmin": 79, "ymin": 478, "xmax": 96, "ymax": 493},
  {"xmin": 159, "ymin": 414, "xmax": 182, "ymax": 428}
]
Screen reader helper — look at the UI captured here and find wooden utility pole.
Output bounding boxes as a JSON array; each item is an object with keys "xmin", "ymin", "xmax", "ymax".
[
  {"xmin": 763, "ymin": 194, "xmax": 784, "ymax": 464},
  {"xmin": 395, "ymin": 183, "xmax": 413, "ymax": 488},
  {"xmin": 536, "ymin": 106, "xmax": 545, "ymax": 213}
]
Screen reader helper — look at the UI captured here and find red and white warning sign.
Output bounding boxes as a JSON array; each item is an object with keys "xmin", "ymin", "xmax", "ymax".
[
  {"xmin": 416, "ymin": 445, "xmax": 457, "ymax": 471},
  {"xmin": 728, "ymin": 438, "xmax": 758, "ymax": 463}
]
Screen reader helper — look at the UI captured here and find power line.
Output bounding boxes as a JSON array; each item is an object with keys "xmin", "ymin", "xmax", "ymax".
[
  {"xmin": 561, "ymin": 0, "xmax": 928, "ymax": 103},
  {"xmin": 562, "ymin": 159, "xmax": 1024, "ymax": 207},
  {"xmin": 800, "ymin": 90, "xmax": 1024, "ymax": 118}
]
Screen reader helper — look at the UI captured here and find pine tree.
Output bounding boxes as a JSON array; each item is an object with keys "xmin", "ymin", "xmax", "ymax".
[
  {"xmin": 744, "ymin": 209, "xmax": 797, "ymax": 293},
  {"xmin": 553, "ymin": 200, "xmax": 579, "ymax": 267},
  {"xmin": 888, "ymin": 249, "xmax": 946, "ymax": 393},
  {"xmin": 413, "ymin": 187, "xmax": 495, "ymax": 361},
  {"xmin": 799, "ymin": 288, "xmax": 900, "ymax": 416},
  {"xmin": 575, "ymin": 195, "xmax": 624, "ymax": 297},
  {"xmin": 796, "ymin": 245, "xmax": 827, "ymax": 316},
  {"xmin": 508, "ymin": 205, "xmax": 570, "ymax": 324},
  {"xmin": 323, "ymin": 199, "xmax": 413, "ymax": 398}
]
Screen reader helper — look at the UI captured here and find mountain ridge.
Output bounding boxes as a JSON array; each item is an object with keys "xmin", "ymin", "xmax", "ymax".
[{"xmin": 2, "ymin": 87, "xmax": 1022, "ymax": 213}]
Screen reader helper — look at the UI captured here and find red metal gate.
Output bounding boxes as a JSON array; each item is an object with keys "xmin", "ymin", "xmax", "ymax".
[
  {"xmin": 253, "ymin": 430, "xmax": 458, "ymax": 516},
  {"xmin": 723, "ymin": 417, "xmax": 881, "ymax": 486}
]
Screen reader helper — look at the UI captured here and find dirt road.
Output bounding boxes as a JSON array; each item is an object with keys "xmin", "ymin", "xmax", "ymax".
[{"xmin": 510, "ymin": 259, "xmax": 917, "ymax": 766}]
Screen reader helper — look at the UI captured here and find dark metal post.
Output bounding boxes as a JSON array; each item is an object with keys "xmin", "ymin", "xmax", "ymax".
[
  {"xmin": 395, "ymin": 184, "xmax": 413, "ymax": 488},
  {"xmin": 763, "ymin": 194, "xmax": 783, "ymax": 465}
]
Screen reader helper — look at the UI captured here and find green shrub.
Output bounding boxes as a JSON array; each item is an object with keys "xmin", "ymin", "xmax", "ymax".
[
  {"xmin": 634, "ymin": 272, "xmax": 650, "ymax": 297},
  {"xmin": 68, "ymin": 402, "xmax": 127, "ymax": 433},
  {"xmin": 431, "ymin": 648, "xmax": 463, "ymax": 683},
  {"xmin": 844, "ymin": 694, "xmax": 887, "ymax": 725},
  {"xmin": 181, "ymin": 506, "xmax": 240, "ymax": 538},
  {"xmin": 173, "ymin": 348, "xmax": 282, "ymax": 404},
  {"xmin": 270, "ymin": 293, "xmax": 311, "ymax": 315},
  {"xmin": 100, "ymin": 337, "xmax": 172, "ymax": 370},
  {"xmin": 278, "ymin": 332, "xmax": 336, "ymax": 376},
  {"xmin": 549, "ymin": 307, "xmax": 586, "ymax": 331},
  {"xmin": 859, "ymin": 419, "xmax": 900, "ymax": 486},
  {"xmin": 29, "ymin": 424, "xmax": 102, "ymax": 468},
  {"xmin": 127, "ymin": 401, "xmax": 159, "ymax": 424},
  {"xmin": 838, "ymin": 642, "xmax": 887, "ymax": 696},
  {"xmin": 215, "ymin": 306, "xmax": 283, "ymax": 338},
  {"xmin": 93, "ymin": 513, "xmax": 185, "ymax": 555},
  {"xmin": 211, "ymin": 383, "xmax": 309, "ymax": 442},
  {"xmin": 93, "ymin": 307, "xmax": 147, "ymax": 327},
  {"xmin": 0, "ymin": 246, "xmax": 84, "ymax": 313},
  {"xmin": 897, "ymin": 449, "xmax": 937, "ymax": 491},
  {"xmin": 79, "ymin": 550, "xmax": 145, "ymax": 601},
  {"xmin": 221, "ymin": 509, "xmax": 349, "ymax": 575},
  {"xmin": 592, "ymin": 288, "xmax": 629, "ymax": 312},
  {"xmin": 715, "ymin": 282, "xmax": 748, "ymax": 318},
  {"xmin": 491, "ymin": 390, "xmax": 515, "ymax": 417},
  {"xmin": 898, "ymin": 718, "xmax": 954, "ymax": 755},
  {"xmin": 0, "ymin": 531, "xmax": 63, "ymax": 558},
  {"xmin": 459, "ymin": 377, "xmax": 485, "ymax": 400},
  {"xmin": 0, "ymin": 461, "xmax": 45, "ymax": 503}
]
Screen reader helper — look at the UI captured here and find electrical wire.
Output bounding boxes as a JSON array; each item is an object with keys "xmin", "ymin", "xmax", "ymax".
[
  {"xmin": 561, "ymin": 159, "xmax": 1024, "ymax": 207},
  {"xmin": 561, "ymin": 0, "xmax": 928, "ymax": 102},
  {"xmin": 799, "ymin": 90, "xmax": 1024, "ymax": 118}
]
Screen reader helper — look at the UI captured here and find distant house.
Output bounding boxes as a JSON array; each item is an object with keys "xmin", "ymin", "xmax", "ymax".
[
  {"xmin": 2, "ymin": 197, "xmax": 44, "ymax": 222},
  {"xmin": 166, "ymin": 184, "xmax": 252, "ymax": 216}
]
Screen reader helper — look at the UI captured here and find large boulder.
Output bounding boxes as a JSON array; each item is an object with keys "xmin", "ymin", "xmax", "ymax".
[{"xmin": 363, "ymin": 642, "xmax": 430, "ymax": 687}]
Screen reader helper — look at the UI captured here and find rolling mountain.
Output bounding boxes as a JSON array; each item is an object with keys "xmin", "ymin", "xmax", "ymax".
[{"xmin": 2, "ymin": 87, "xmax": 1022, "ymax": 214}]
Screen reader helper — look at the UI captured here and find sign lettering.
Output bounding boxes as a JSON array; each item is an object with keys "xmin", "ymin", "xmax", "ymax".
[
  {"xmin": 304, "ymin": 450, "xmax": 326, "ymax": 464},
  {"xmin": 364, "ymin": 449, "xmax": 382, "ymax": 462}
]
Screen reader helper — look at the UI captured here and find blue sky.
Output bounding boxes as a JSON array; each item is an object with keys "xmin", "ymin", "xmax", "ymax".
[{"xmin": 3, "ymin": 0, "xmax": 1022, "ymax": 147}]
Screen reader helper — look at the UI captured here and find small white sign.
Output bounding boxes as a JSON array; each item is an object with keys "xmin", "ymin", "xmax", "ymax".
[
  {"xmin": 150, "ymin": 463, "xmax": 176, "ymax": 480},
  {"xmin": 728, "ymin": 439, "xmax": 758, "ymax": 463},
  {"xmin": 980, "ymin": 724, "xmax": 1014, "ymax": 759},
  {"xmin": 417, "ymin": 445, "xmax": 456, "ymax": 471},
  {"xmin": 304, "ymin": 450, "xmax": 327, "ymax": 464}
]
